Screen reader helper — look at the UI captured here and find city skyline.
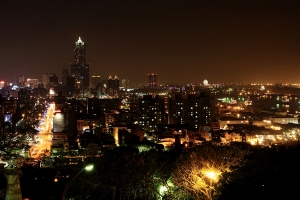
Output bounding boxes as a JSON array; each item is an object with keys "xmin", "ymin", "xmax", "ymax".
[{"xmin": 0, "ymin": 0, "xmax": 300, "ymax": 85}]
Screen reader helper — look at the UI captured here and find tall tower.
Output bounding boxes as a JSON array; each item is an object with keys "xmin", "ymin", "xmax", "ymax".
[
  {"xmin": 71, "ymin": 37, "xmax": 90, "ymax": 88},
  {"xmin": 148, "ymin": 73, "xmax": 157, "ymax": 89}
]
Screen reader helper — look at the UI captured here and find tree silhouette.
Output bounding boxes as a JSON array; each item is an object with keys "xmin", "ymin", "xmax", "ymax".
[{"xmin": 173, "ymin": 144, "xmax": 248, "ymax": 199}]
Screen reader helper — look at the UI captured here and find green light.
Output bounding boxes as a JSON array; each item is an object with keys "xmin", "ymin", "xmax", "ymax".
[
  {"xmin": 85, "ymin": 165, "xmax": 94, "ymax": 171},
  {"xmin": 159, "ymin": 185, "xmax": 168, "ymax": 195}
]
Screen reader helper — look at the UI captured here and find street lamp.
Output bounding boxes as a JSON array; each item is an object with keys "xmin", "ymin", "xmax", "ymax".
[
  {"xmin": 205, "ymin": 171, "xmax": 217, "ymax": 200},
  {"xmin": 206, "ymin": 171, "xmax": 216, "ymax": 180},
  {"xmin": 62, "ymin": 164, "xmax": 94, "ymax": 200}
]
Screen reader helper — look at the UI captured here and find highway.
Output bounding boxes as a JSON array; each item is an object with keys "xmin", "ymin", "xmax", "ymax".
[{"xmin": 29, "ymin": 103, "xmax": 54, "ymax": 159}]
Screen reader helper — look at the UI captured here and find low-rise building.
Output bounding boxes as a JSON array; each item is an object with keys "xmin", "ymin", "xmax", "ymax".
[
  {"xmin": 246, "ymin": 129, "xmax": 284, "ymax": 145},
  {"xmin": 218, "ymin": 116, "xmax": 249, "ymax": 129},
  {"xmin": 220, "ymin": 131, "xmax": 243, "ymax": 144},
  {"xmin": 270, "ymin": 116, "xmax": 298, "ymax": 124}
]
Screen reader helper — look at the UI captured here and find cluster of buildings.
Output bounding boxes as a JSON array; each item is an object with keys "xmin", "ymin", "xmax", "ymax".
[
  {"xmin": 0, "ymin": 37, "xmax": 218, "ymax": 160},
  {"xmin": 2, "ymin": 37, "xmax": 300, "ymax": 161},
  {"xmin": 1, "ymin": 37, "xmax": 120, "ymax": 100}
]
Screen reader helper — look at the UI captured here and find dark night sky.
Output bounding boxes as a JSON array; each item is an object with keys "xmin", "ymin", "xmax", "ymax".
[{"xmin": 0, "ymin": 0, "xmax": 300, "ymax": 85}]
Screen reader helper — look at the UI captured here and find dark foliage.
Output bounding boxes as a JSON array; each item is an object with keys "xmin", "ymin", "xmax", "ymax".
[{"xmin": 219, "ymin": 145, "xmax": 300, "ymax": 200}]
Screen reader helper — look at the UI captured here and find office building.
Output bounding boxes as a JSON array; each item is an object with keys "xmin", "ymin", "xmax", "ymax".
[
  {"xmin": 148, "ymin": 73, "xmax": 157, "ymax": 89},
  {"xmin": 42, "ymin": 73, "xmax": 58, "ymax": 89},
  {"xmin": 106, "ymin": 75, "xmax": 119, "ymax": 97},
  {"xmin": 1, "ymin": 96, "xmax": 17, "ymax": 116},
  {"xmin": 91, "ymin": 76, "xmax": 101, "ymax": 89},
  {"xmin": 70, "ymin": 37, "xmax": 90, "ymax": 88},
  {"xmin": 66, "ymin": 76, "xmax": 76, "ymax": 97},
  {"xmin": 87, "ymin": 98, "xmax": 121, "ymax": 117},
  {"xmin": 18, "ymin": 88, "xmax": 31, "ymax": 104},
  {"xmin": 62, "ymin": 68, "xmax": 69, "ymax": 86},
  {"xmin": 61, "ymin": 69, "xmax": 69, "ymax": 95},
  {"xmin": 26, "ymin": 79, "xmax": 39, "ymax": 89}
]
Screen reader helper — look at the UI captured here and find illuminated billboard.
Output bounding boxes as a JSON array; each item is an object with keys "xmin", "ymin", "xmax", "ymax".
[{"xmin": 53, "ymin": 112, "xmax": 64, "ymax": 132}]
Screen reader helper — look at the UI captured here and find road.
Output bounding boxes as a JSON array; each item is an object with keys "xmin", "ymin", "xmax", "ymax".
[{"xmin": 29, "ymin": 103, "xmax": 55, "ymax": 159}]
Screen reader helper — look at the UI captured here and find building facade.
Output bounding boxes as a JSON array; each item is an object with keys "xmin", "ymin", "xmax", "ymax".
[
  {"xmin": 15, "ymin": 74, "xmax": 25, "ymax": 86},
  {"xmin": 91, "ymin": 76, "xmax": 101, "ymax": 89},
  {"xmin": 70, "ymin": 37, "xmax": 90, "ymax": 88},
  {"xmin": 62, "ymin": 68, "xmax": 69, "ymax": 86},
  {"xmin": 107, "ymin": 75, "xmax": 119, "ymax": 97},
  {"xmin": 148, "ymin": 73, "xmax": 157, "ymax": 89},
  {"xmin": 138, "ymin": 95, "xmax": 165, "ymax": 132},
  {"xmin": 66, "ymin": 76, "xmax": 76, "ymax": 96},
  {"xmin": 42, "ymin": 73, "xmax": 58, "ymax": 89},
  {"xmin": 168, "ymin": 93, "xmax": 214, "ymax": 130},
  {"xmin": 26, "ymin": 79, "xmax": 39, "ymax": 89}
]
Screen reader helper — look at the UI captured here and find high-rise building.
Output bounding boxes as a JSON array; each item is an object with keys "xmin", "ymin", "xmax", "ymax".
[
  {"xmin": 62, "ymin": 68, "xmax": 69, "ymax": 86},
  {"xmin": 106, "ymin": 75, "xmax": 119, "ymax": 97},
  {"xmin": 138, "ymin": 95, "xmax": 165, "ymax": 132},
  {"xmin": 87, "ymin": 98, "xmax": 122, "ymax": 117},
  {"xmin": 70, "ymin": 37, "xmax": 90, "ymax": 88},
  {"xmin": 42, "ymin": 73, "xmax": 51, "ymax": 87},
  {"xmin": 18, "ymin": 88, "xmax": 31, "ymax": 104},
  {"xmin": 0, "ymin": 96, "xmax": 17, "ymax": 116},
  {"xmin": 61, "ymin": 69, "xmax": 69, "ymax": 96},
  {"xmin": 148, "ymin": 73, "xmax": 157, "ymax": 88},
  {"xmin": 91, "ymin": 76, "xmax": 101, "ymax": 89},
  {"xmin": 26, "ymin": 79, "xmax": 39, "ymax": 89},
  {"xmin": 15, "ymin": 74, "xmax": 24, "ymax": 86},
  {"xmin": 121, "ymin": 79, "xmax": 130, "ymax": 90},
  {"xmin": 66, "ymin": 76, "xmax": 75, "ymax": 96},
  {"xmin": 168, "ymin": 93, "xmax": 214, "ymax": 130},
  {"xmin": 90, "ymin": 75, "xmax": 102, "ymax": 97},
  {"xmin": 42, "ymin": 73, "xmax": 58, "ymax": 89}
]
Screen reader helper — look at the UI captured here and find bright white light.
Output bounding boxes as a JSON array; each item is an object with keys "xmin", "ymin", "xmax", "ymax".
[
  {"xmin": 206, "ymin": 171, "xmax": 216, "ymax": 179},
  {"xmin": 159, "ymin": 185, "xmax": 168, "ymax": 195},
  {"xmin": 76, "ymin": 37, "xmax": 84, "ymax": 45}
]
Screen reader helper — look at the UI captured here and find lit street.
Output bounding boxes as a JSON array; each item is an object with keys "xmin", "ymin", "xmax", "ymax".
[{"xmin": 29, "ymin": 103, "xmax": 54, "ymax": 160}]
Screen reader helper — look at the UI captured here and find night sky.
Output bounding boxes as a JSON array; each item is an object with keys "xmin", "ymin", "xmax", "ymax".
[{"xmin": 1, "ymin": 0, "xmax": 300, "ymax": 85}]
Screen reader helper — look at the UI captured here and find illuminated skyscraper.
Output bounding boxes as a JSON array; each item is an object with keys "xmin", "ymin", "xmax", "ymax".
[
  {"xmin": 148, "ymin": 73, "xmax": 157, "ymax": 88},
  {"xmin": 106, "ymin": 75, "xmax": 119, "ymax": 97},
  {"xmin": 71, "ymin": 37, "xmax": 90, "ymax": 88}
]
